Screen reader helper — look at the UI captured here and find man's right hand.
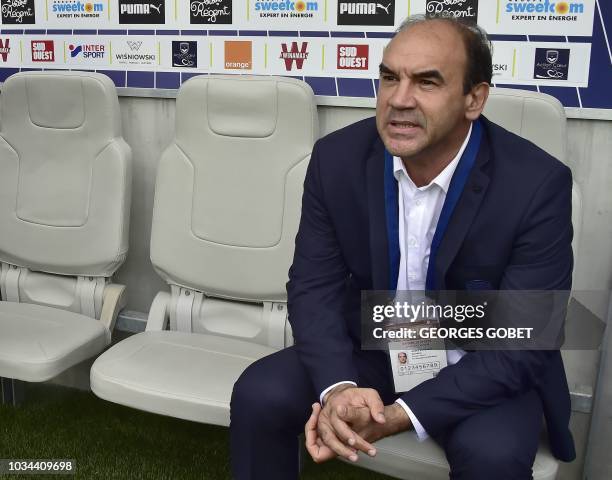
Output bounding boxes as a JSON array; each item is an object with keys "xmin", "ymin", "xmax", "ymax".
[{"xmin": 316, "ymin": 385, "xmax": 386, "ymax": 461}]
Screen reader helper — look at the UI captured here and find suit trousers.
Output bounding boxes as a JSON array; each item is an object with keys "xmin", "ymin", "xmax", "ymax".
[{"xmin": 230, "ymin": 346, "xmax": 543, "ymax": 480}]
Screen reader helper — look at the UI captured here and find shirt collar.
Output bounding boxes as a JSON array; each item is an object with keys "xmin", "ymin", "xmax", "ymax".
[{"xmin": 392, "ymin": 122, "xmax": 473, "ymax": 194}]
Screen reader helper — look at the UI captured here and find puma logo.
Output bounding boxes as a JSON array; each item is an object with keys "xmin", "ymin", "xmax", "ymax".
[{"xmin": 376, "ymin": 2, "xmax": 392, "ymax": 14}]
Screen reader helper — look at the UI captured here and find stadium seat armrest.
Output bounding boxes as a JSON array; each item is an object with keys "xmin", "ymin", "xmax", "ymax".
[
  {"xmin": 146, "ymin": 291, "xmax": 171, "ymax": 331},
  {"xmin": 100, "ymin": 283, "xmax": 127, "ymax": 333}
]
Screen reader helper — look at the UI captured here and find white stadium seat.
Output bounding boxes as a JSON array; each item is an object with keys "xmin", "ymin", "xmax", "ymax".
[
  {"xmin": 91, "ymin": 75, "xmax": 317, "ymax": 424},
  {"xmin": 0, "ymin": 71, "xmax": 132, "ymax": 384}
]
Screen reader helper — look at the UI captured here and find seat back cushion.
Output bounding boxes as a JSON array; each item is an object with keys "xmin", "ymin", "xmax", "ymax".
[
  {"xmin": 484, "ymin": 88, "xmax": 581, "ymax": 277},
  {"xmin": 0, "ymin": 71, "xmax": 131, "ymax": 277},
  {"xmin": 150, "ymin": 75, "xmax": 317, "ymax": 302}
]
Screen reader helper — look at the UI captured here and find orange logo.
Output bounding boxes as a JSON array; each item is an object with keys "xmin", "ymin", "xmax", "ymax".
[{"xmin": 225, "ymin": 41, "xmax": 252, "ymax": 70}]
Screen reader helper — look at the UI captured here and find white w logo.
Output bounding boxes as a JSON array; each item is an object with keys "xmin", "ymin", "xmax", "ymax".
[{"xmin": 127, "ymin": 41, "xmax": 142, "ymax": 51}]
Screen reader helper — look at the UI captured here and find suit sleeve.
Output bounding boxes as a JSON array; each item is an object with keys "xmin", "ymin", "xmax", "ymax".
[
  {"xmin": 287, "ymin": 141, "xmax": 359, "ymax": 395},
  {"xmin": 399, "ymin": 163, "xmax": 573, "ymax": 438}
]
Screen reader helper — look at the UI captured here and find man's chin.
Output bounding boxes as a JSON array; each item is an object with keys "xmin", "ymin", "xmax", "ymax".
[
  {"xmin": 383, "ymin": 140, "xmax": 424, "ymax": 159},
  {"xmin": 381, "ymin": 129, "xmax": 426, "ymax": 154}
]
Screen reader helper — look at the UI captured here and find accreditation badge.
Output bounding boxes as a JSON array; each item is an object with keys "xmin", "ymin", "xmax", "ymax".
[{"xmin": 388, "ymin": 319, "xmax": 448, "ymax": 393}]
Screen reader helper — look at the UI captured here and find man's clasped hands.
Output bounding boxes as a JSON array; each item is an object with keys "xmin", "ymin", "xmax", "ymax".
[{"xmin": 305, "ymin": 385, "xmax": 412, "ymax": 463}]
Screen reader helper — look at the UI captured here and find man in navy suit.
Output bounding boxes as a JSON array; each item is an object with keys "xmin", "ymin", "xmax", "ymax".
[{"xmin": 230, "ymin": 15, "xmax": 575, "ymax": 480}]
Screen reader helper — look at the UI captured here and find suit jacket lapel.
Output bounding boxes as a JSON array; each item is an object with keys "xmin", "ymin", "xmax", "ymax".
[
  {"xmin": 366, "ymin": 137, "xmax": 394, "ymax": 290},
  {"xmin": 368, "ymin": 119, "xmax": 493, "ymax": 291},
  {"xmin": 433, "ymin": 125, "xmax": 491, "ymax": 289}
]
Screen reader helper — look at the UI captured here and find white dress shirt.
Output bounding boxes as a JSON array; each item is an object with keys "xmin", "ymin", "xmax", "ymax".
[
  {"xmin": 393, "ymin": 123, "xmax": 472, "ymax": 440},
  {"xmin": 321, "ymin": 124, "xmax": 473, "ymax": 441}
]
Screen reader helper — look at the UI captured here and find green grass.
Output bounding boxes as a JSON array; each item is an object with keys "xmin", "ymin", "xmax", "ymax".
[{"xmin": 0, "ymin": 384, "xmax": 393, "ymax": 479}]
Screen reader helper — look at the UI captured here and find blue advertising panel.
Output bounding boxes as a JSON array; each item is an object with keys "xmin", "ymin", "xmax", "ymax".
[{"xmin": 0, "ymin": 0, "xmax": 609, "ymax": 112}]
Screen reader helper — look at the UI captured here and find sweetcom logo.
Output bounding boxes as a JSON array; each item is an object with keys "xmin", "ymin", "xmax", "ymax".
[{"xmin": 253, "ymin": 0, "xmax": 319, "ymax": 19}]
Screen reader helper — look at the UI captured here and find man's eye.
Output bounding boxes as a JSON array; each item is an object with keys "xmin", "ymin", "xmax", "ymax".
[
  {"xmin": 420, "ymin": 79, "xmax": 437, "ymax": 86},
  {"xmin": 381, "ymin": 74, "xmax": 397, "ymax": 82}
]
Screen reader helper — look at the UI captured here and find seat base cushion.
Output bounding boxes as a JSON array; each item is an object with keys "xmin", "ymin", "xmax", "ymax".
[
  {"xmin": 352, "ymin": 430, "xmax": 558, "ymax": 480},
  {"xmin": 90, "ymin": 331, "xmax": 276, "ymax": 426},
  {"xmin": 0, "ymin": 301, "xmax": 109, "ymax": 382},
  {"xmin": 91, "ymin": 331, "xmax": 559, "ymax": 480}
]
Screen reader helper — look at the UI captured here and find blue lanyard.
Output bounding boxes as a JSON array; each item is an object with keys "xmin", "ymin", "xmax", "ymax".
[
  {"xmin": 383, "ymin": 119, "xmax": 483, "ymax": 291},
  {"xmin": 384, "ymin": 149, "xmax": 401, "ymax": 290}
]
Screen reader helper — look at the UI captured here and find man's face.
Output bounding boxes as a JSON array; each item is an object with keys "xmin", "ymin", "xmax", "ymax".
[
  {"xmin": 376, "ymin": 21, "xmax": 471, "ymax": 161},
  {"xmin": 398, "ymin": 352, "xmax": 407, "ymax": 364}
]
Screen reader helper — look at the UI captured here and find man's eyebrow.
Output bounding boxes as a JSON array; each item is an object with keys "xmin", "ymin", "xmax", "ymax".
[
  {"xmin": 379, "ymin": 63, "xmax": 396, "ymax": 75},
  {"xmin": 379, "ymin": 64, "xmax": 446, "ymax": 84},
  {"xmin": 412, "ymin": 69, "xmax": 445, "ymax": 83}
]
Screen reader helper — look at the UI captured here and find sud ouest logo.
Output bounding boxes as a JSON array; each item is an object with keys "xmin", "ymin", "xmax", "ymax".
[
  {"xmin": 504, "ymin": 0, "xmax": 585, "ymax": 15},
  {"xmin": 254, "ymin": 0, "xmax": 318, "ymax": 12}
]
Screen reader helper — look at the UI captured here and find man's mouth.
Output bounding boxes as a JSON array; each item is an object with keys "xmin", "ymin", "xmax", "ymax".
[{"xmin": 389, "ymin": 120, "xmax": 421, "ymax": 130}]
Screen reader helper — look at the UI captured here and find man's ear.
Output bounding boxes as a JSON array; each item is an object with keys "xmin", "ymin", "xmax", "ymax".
[{"xmin": 464, "ymin": 82, "xmax": 490, "ymax": 121}]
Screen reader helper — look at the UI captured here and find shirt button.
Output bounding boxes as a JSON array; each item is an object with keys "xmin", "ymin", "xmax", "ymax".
[
  {"xmin": 408, "ymin": 237, "xmax": 417, "ymax": 247},
  {"xmin": 415, "ymin": 199, "xmax": 422, "ymax": 206}
]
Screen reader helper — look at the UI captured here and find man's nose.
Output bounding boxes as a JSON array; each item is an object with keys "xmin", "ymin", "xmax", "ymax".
[{"xmin": 388, "ymin": 80, "xmax": 417, "ymax": 109}]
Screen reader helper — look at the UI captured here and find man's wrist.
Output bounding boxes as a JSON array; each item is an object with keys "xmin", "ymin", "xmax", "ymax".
[
  {"xmin": 323, "ymin": 383, "xmax": 354, "ymax": 405},
  {"xmin": 383, "ymin": 403, "xmax": 412, "ymax": 436}
]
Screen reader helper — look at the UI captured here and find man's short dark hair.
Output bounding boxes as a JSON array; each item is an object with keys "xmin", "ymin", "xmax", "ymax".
[{"xmin": 393, "ymin": 15, "xmax": 493, "ymax": 94}]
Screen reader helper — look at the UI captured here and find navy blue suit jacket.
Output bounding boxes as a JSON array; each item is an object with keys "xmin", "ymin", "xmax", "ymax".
[{"xmin": 287, "ymin": 116, "xmax": 575, "ymax": 462}]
